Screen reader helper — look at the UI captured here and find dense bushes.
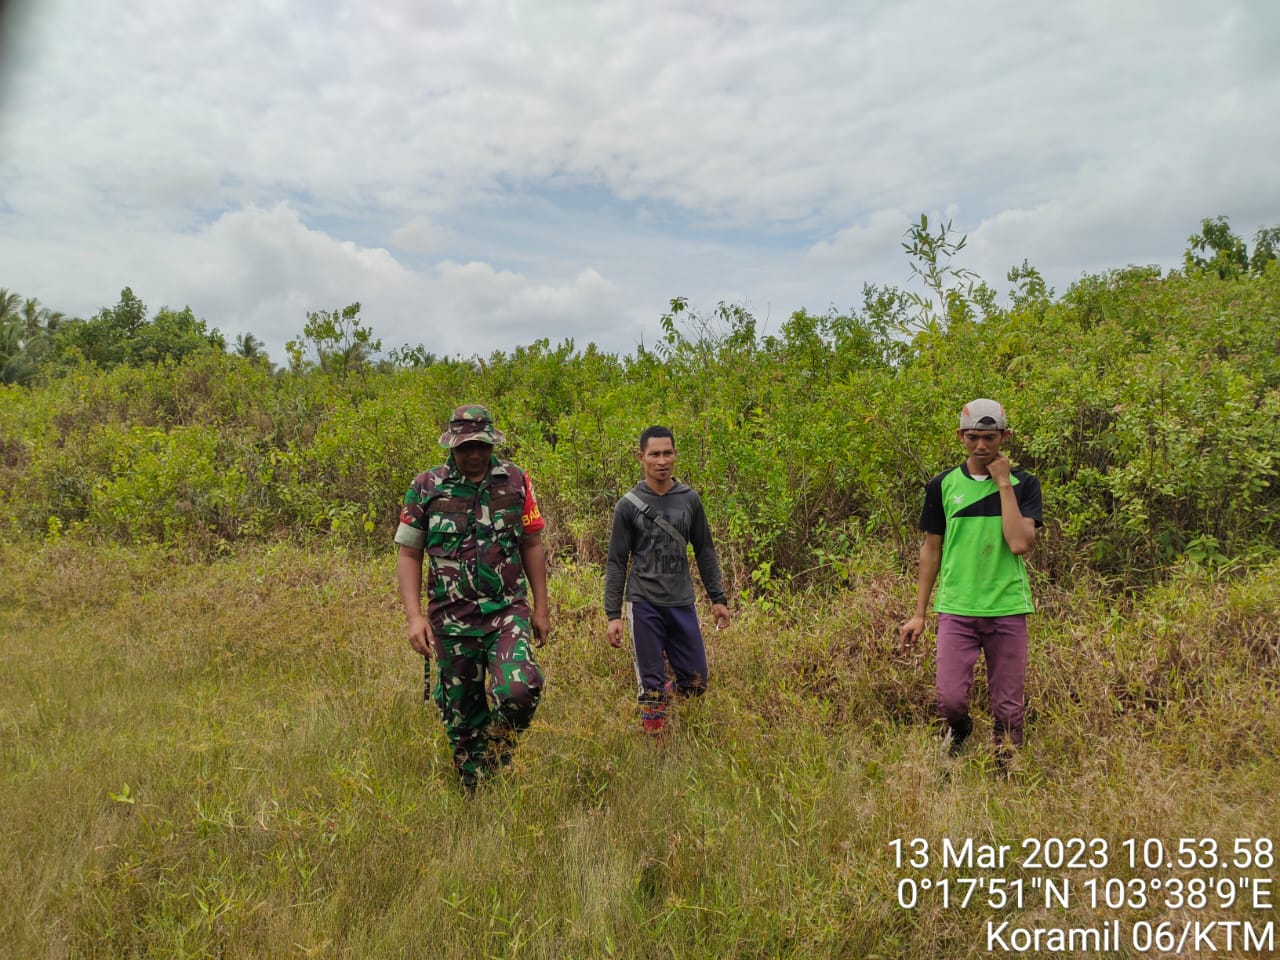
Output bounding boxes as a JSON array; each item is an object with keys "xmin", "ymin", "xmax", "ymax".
[{"xmin": 1, "ymin": 261, "xmax": 1276, "ymax": 591}]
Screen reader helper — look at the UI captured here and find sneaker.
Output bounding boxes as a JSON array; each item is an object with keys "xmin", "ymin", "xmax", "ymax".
[
  {"xmin": 945, "ymin": 718, "xmax": 973, "ymax": 757},
  {"xmin": 641, "ymin": 714, "xmax": 667, "ymax": 736},
  {"xmin": 994, "ymin": 742, "xmax": 1016, "ymax": 775},
  {"xmin": 640, "ymin": 692, "xmax": 668, "ymax": 737}
]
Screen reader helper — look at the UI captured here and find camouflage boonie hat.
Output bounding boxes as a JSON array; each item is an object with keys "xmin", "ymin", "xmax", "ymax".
[{"xmin": 439, "ymin": 404, "xmax": 506, "ymax": 448}]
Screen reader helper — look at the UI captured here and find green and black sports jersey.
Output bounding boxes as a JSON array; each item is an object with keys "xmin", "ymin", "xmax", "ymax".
[{"xmin": 919, "ymin": 464, "xmax": 1043, "ymax": 617}]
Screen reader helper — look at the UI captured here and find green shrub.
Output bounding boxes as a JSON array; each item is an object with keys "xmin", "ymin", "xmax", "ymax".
[{"xmin": 1, "ymin": 238, "xmax": 1276, "ymax": 585}]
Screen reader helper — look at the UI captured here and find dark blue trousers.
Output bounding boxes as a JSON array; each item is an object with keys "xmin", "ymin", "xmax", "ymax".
[{"xmin": 626, "ymin": 601, "xmax": 708, "ymax": 699}]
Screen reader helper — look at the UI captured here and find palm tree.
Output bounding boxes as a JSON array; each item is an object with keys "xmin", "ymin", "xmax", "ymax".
[
  {"xmin": 0, "ymin": 289, "xmax": 20, "ymax": 327},
  {"xmin": 20, "ymin": 297, "xmax": 63, "ymax": 339},
  {"xmin": 0, "ymin": 319, "xmax": 37, "ymax": 385},
  {"xmin": 21, "ymin": 298, "xmax": 42, "ymax": 339},
  {"xmin": 234, "ymin": 332, "xmax": 273, "ymax": 371},
  {"xmin": 0, "ymin": 317, "xmax": 20, "ymax": 358},
  {"xmin": 0, "ymin": 292, "xmax": 64, "ymax": 382},
  {"xmin": 234, "ymin": 332, "xmax": 262, "ymax": 358}
]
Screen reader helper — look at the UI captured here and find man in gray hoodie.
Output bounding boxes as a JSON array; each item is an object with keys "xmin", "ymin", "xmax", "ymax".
[{"xmin": 605, "ymin": 426, "xmax": 731, "ymax": 735}]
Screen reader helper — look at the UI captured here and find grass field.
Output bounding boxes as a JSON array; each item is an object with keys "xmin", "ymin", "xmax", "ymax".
[{"xmin": 1, "ymin": 542, "xmax": 1277, "ymax": 959}]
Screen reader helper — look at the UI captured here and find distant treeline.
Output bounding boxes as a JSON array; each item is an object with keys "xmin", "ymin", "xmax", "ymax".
[{"xmin": 1, "ymin": 216, "xmax": 1276, "ymax": 590}]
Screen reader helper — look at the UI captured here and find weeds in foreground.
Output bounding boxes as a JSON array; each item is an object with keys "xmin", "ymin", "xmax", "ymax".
[{"xmin": 1, "ymin": 544, "xmax": 1277, "ymax": 958}]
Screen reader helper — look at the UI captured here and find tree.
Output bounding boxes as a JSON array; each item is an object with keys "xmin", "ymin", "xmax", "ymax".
[
  {"xmin": 234, "ymin": 332, "xmax": 264, "ymax": 359},
  {"xmin": 386, "ymin": 343, "xmax": 438, "ymax": 369},
  {"xmin": 1250, "ymin": 226, "xmax": 1280, "ymax": 274},
  {"xmin": 0, "ymin": 289, "xmax": 20, "ymax": 327},
  {"xmin": 49, "ymin": 288, "xmax": 222, "ymax": 369},
  {"xmin": 901, "ymin": 214, "xmax": 982, "ymax": 335},
  {"xmin": 20, "ymin": 298, "xmax": 61, "ymax": 339},
  {"xmin": 1184, "ymin": 216, "xmax": 1249, "ymax": 279},
  {"xmin": 1183, "ymin": 216, "xmax": 1280, "ymax": 279},
  {"xmin": 0, "ymin": 318, "xmax": 25, "ymax": 383},
  {"xmin": 1007, "ymin": 260, "xmax": 1054, "ymax": 312},
  {"xmin": 285, "ymin": 302, "xmax": 382, "ymax": 380},
  {"xmin": 52, "ymin": 287, "xmax": 149, "ymax": 367},
  {"xmin": 130, "ymin": 306, "xmax": 225, "ymax": 365},
  {"xmin": 0, "ymin": 291, "xmax": 64, "ymax": 384},
  {"xmin": 233, "ymin": 332, "xmax": 273, "ymax": 370}
]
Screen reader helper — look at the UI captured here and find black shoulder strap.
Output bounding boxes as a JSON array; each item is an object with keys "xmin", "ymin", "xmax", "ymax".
[{"xmin": 624, "ymin": 490, "xmax": 686, "ymax": 547}]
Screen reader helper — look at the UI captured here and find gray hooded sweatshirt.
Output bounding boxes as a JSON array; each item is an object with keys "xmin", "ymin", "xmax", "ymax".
[{"xmin": 604, "ymin": 479, "xmax": 727, "ymax": 621}]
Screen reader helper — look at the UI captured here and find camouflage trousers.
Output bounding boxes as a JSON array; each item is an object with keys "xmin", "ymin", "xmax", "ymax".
[{"xmin": 428, "ymin": 614, "xmax": 543, "ymax": 788}]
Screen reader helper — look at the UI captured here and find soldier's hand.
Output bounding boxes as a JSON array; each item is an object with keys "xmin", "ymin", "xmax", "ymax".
[
  {"xmin": 407, "ymin": 614, "xmax": 437, "ymax": 658},
  {"xmin": 531, "ymin": 608, "xmax": 551, "ymax": 647},
  {"xmin": 606, "ymin": 618, "xmax": 624, "ymax": 648}
]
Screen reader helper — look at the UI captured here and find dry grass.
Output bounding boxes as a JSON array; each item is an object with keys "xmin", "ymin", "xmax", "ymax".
[{"xmin": 1, "ymin": 543, "xmax": 1277, "ymax": 958}]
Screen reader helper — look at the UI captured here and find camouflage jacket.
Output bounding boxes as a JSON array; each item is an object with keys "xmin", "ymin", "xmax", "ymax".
[{"xmin": 394, "ymin": 457, "xmax": 543, "ymax": 636}]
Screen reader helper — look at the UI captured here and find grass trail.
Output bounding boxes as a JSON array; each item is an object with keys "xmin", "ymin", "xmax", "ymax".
[{"xmin": 1, "ymin": 543, "xmax": 1277, "ymax": 958}]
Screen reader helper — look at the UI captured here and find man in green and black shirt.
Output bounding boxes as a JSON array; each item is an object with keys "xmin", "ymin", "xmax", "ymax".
[{"xmin": 900, "ymin": 399, "xmax": 1043, "ymax": 760}]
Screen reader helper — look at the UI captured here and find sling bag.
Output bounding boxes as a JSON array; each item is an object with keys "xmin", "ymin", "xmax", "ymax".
[{"xmin": 623, "ymin": 490, "xmax": 687, "ymax": 548}]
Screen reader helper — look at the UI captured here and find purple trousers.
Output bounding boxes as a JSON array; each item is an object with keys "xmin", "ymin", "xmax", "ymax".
[
  {"xmin": 936, "ymin": 613, "xmax": 1028, "ymax": 747},
  {"xmin": 626, "ymin": 601, "xmax": 708, "ymax": 699}
]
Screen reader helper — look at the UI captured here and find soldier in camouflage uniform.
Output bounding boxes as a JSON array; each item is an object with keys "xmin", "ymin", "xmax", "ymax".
[{"xmin": 395, "ymin": 405, "xmax": 550, "ymax": 790}]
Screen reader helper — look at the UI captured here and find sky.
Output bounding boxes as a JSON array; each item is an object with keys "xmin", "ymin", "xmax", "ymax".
[{"xmin": 1, "ymin": 0, "xmax": 1278, "ymax": 364}]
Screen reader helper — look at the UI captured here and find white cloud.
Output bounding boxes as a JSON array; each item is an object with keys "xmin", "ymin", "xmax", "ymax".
[
  {"xmin": 808, "ymin": 209, "xmax": 911, "ymax": 265},
  {"xmin": 389, "ymin": 217, "xmax": 451, "ymax": 254},
  {"xmin": 1, "ymin": 0, "xmax": 1277, "ymax": 359},
  {"xmin": 158, "ymin": 204, "xmax": 623, "ymax": 360},
  {"xmin": 430, "ymin": 261, "xmax": 619, "ymax": 342},
  {"xmin": 0, "ymin": 200, "xmax": 630, "ymax": 362}
]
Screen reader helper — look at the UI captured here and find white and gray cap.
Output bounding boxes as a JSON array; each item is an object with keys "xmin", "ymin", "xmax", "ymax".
[{"xmin": 959, "ymin": 398, "xmax": 1008, "ymax": 431}]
